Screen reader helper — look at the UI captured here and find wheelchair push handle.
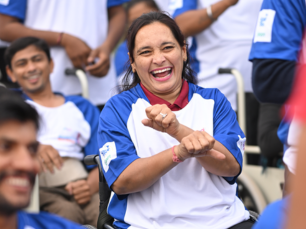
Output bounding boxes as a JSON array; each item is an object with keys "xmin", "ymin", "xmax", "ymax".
[
  {"xmin": 65, "ymin": 68, "xmax": 78, "ymax": 76},
  {"xmin": 217, "ymin": 67, "xmax": 246, "ymax": 134},
  {"xmin": 64, "ymin": 68, "xmax": 89, "ymax": 99},
  {"xmin": 218, "ymin": 68, "xmax": 233, "ymax": 74},
  {"xmin": 84, "ymin": 154, "xmax": 99, "ymax": 166}
]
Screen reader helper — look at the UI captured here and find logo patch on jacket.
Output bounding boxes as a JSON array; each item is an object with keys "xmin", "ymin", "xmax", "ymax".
[
  {"xmin": 237, "ymin": 135, "xmax": 246, "ymax": 155},
  {"xmin": 99, "ymin": 142, "xmax": 117, "ymax": 172}
]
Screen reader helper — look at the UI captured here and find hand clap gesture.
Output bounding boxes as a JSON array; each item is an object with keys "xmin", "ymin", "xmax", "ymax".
[
  {"xmin": 175, "ymin": 131, "xmax": 226, "ymax": 161},
  {"xmin": 142, "ymin": 104, "xmax": 180, "ymax": 137}
]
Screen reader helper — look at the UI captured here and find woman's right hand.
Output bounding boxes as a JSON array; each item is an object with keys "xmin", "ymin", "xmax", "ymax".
[
  {"xmin": 175, "ymin": 131, "xmax": 226, "ymax": 161},
  {"xmin": 142, "ymin": 104, "xmax": 181, "ymax": 137}
]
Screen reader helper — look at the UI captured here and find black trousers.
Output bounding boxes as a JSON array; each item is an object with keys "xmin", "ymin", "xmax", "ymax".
[
  {"xmin": 244, "ymin": 92, "xmax": 260, "ymax": 146},
  {"xmin": 228, "ymin": 218, "xmax": 255, "ymax": 229}
]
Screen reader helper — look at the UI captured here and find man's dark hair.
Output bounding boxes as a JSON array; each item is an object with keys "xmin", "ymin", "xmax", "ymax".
[
  {"xmin": 125, "ymin": 0, "xmax": 160, "ymax": 12},
  {"xmin": 4, "ymin": 37, "xmax": 51, "ymax": 69},
  {"xmin": 0, "ymin": 88, "xmax": 39, "ymax": 130},
  {"xmin": 122, "ymin": 12, "xmax": 196, "ymax": 91}
]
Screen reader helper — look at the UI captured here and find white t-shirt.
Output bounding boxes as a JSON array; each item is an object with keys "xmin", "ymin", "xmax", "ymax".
[
  {"xmin": 173, "ymin": 0, "xmax": 263, "ymax": 110},
  {"xmin": 25, "ymin": 94, "xmax": 100, "ymax": 160}
]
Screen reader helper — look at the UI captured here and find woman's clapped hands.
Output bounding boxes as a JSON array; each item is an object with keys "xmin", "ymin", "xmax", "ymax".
[
  {"xmin": 142, "ymin": 104, "xmax": 181, "ymax": 137},
  {"xmin": 175, "ymin": 131, "xmax": 226, "ymax": 161},
  {"xmin": 142, "ymin": 104, "xmax": 226, "ymax": 161}
]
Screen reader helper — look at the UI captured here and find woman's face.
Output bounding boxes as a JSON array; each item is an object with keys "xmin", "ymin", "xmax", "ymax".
[{"xmin": 131, "ymin": 22, "xmax": 187, "ymax": 98}]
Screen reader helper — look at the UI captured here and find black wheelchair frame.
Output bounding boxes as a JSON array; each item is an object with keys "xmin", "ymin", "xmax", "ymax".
[{"xmin": 84, "ymin": 154, "xmax": 115, "ymax": 229}]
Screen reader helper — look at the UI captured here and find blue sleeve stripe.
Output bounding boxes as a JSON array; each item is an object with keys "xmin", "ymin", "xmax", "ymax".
[
  {"xmin": 214, "ymin": 133, "xmax": 243, "ymax": 184},
  {"xmin": 0, "ymin": 0, "xmax": 27, "ymax": 21},
  {"xmin": 104, "ymin": 154, "xmax": 140, "ymax": 188},
  {"xmin": 107, "ymin": 0, "xmax": 129, "ymax": 8},
  {"xmin": 210, "ymin": 88, "xmax": 245, "ymax": 184},
  {"xmin": 172, "ymin": 0, "xmax": 197, "ymax": 18}
]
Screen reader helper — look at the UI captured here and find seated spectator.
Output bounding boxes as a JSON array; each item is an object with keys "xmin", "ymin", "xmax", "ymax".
[
  {"xmin": 115, "ymin": 0, "xmax": 160, "ymax": 86},
  {"xmin": 0, "ymin": 0, "xmax": 128, "ymax": 110},
  {"xmin": 0, "ymin": 88, "xmax": 85, "ymax": 229},
  {"xmin": 98, "ymin": 12, "xmax": 254, "ymax": 229},
  {"xmin": 5, "ymin": 37, "xmax": 100, "ymax": 227}
]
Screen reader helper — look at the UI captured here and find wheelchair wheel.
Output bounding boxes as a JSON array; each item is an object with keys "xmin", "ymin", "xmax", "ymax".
[
  {"xmin": 237, "ymin": 178, "xmax": 258, "ymax": 211},
  {"xmin": 237, "ymin": 172, "xmax": 267, "ymax": 213}
]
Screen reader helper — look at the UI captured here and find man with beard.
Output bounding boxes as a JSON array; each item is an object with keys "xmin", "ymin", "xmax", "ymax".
[{"xmin": 0, "ymin": 88, "xmax": 85, "ymax": 229}]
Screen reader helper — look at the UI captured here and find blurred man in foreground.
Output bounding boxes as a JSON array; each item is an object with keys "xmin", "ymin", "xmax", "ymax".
[{"xmin": 0, "ymin": 88, "xmax": 84, "ymax": 229}]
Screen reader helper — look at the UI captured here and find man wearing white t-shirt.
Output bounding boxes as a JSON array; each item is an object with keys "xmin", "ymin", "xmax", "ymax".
[
  {"xmin": 5, "ymin": 37, "xmax": 101, "ymax": 226},
  {"xmin": 0, "ymin": 0, "xmax": 128, "ymax": 109},
  {"xmin": 173, "ymin": 0, "xmax": 263, "ymax": 144}
]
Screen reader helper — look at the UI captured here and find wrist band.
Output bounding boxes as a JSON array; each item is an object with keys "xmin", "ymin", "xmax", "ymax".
[
  {"xmin": 172, "ymin": 146, "xmax": 183, "ymax": 163},
  {"xmin": 56, "ymin": 32, "xmax": 64, "ymax": 45},
  {"xmin": 207, "ymin": 5, "xmax": 216, "ymax": 21}
]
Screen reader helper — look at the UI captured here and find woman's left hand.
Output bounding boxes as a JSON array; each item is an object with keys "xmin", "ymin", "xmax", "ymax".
[{"xmin": 142, "ymin": 104, "xmax": 181, "ymax": 137}]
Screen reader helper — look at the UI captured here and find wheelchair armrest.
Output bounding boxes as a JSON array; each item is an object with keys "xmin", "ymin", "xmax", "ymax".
[
  {"xmin": 84, "ymin": 155, "xmax": 113, "ymax": 228},
  {"xmin": 84, "ymin": 154, "xmax": 102, "ymax": 175},
  {"xmin": 65, "ymin": 68, "xmax": 89, "ymax": 99},
  {"xmin": 84, "ymin": 154, "xmax": 99, "ymax": 166}
]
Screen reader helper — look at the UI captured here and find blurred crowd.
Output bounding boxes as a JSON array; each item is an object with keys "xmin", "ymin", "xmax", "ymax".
[{"xmin": 0, "ymin": 0, "xmax": 305, "ymax": 229}]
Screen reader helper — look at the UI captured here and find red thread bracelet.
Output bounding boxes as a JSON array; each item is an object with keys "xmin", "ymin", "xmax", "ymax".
[
  {"xmin": 56, "ymin": 32, "xmax": 64, "ymax": 45},
  {"xmin": 172, "ymin": 145, "xmax": 183, "ymax": 163}
]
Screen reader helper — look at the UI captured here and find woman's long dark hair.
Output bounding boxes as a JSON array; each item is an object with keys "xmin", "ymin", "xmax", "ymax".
[{"xmin": 121, "ymin": 12, "xmax": 196, "ymax": 91}]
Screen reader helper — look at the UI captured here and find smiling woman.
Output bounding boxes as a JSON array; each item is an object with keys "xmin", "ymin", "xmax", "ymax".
[
  {"xmin": 98, "ymin": 12, "xmax": 253, "ymax": 229},
  {"xmin": 122, "ymin": 11, "xmax": 196, "ymax": 94}
]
